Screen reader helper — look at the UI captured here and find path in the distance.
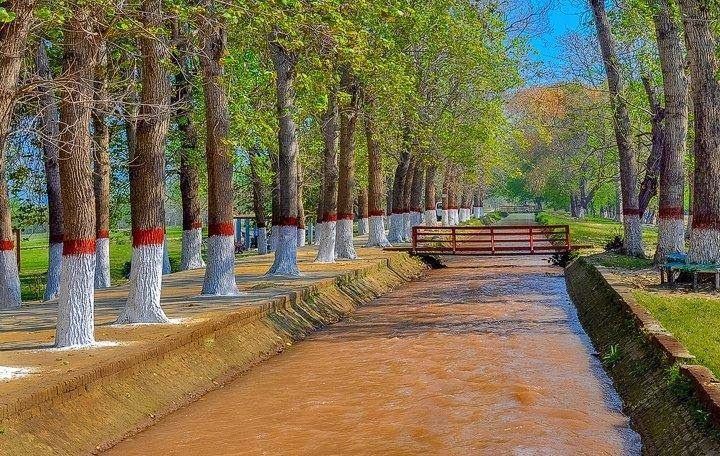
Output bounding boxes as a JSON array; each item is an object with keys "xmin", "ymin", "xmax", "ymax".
[{"xmin": 106, "ymin": 214, "xmax": 640, "ymax": 455}]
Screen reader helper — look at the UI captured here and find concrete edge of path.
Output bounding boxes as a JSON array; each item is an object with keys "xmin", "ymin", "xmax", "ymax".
[
  {"xmin": 0, "ymin": 252, "xmax": 427, "ymax": 456},
  {"xmin": 566, "ymin": 257, "xmax": 720, "ymax": 453}
]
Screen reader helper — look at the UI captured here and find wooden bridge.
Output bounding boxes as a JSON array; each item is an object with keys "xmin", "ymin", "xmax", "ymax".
[{"xmin": 408, "ymin": 225, "xmax": 571, "ymax": 256}]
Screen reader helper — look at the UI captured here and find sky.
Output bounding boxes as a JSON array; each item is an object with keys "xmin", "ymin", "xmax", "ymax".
[{"xmin": 525, "ymin": 0, "xmax": 589, "ymax": 83}]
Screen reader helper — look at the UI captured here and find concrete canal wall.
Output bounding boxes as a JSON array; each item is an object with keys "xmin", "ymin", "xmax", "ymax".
[{"xmin": 566, "ymin": 258, "xmax": 720, "ymax": 455}]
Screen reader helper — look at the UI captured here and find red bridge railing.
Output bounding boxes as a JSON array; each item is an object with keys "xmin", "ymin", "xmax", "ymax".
[{"xmin": 410, "ymin": 225, "xmax": 570, "ymax": 255}]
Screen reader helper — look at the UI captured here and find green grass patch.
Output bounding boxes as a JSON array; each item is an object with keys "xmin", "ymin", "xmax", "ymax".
[
  {"xmin": 537, "ymin": 211, "xmax": 658, "ymax": 248},
  {"xmin": 17, "ymin": 227, "xmax": 188, "ymax": 301},
  {"xmin": 587, "ymin": 252, "xmax": 654, "ymax": 270},
  {"xmin": 635, "ymin": 290, "xmax": 720, "ymax": 378},
  {"xmin": 461, "ymin": 211, "xmax": 505, "ymax": 226}
]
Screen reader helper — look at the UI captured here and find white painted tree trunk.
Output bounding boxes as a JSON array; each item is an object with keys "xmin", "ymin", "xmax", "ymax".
[
  {"xmin": 442, "ymin": 209, "xmax": 450, "ymax": 226},
  {"xmin": 656, "ymin": 218, "xmax": 685, "ymax": 261},
  {"xmin": 267, "ymin": 225, "xmax": 300, "ymax": 277},
  {"xmin": 180, "ymin": 227, "xmax": 205, "ymax": 270},
  {"xmin": 335, "ymin": 218, "xmax": 357, "ymax": 260},
  {"xmin": 314, "ymin": 221, "xmax": 336, "ymax": 263},
  {"xmin": 162, "ymin": 239, "xmax": 171, "ymax": 275},
  {"xmin": 257, "ymin": 227, "xmax": 268, "ymax": 254},
  {"xmin": 366, "ymin": 215, "xmax": 391, "ymax": 247},
  {"xmin": 116, "ymin": 244, "xmax": 169, "ymax": 324},
  {"xmin": 44, "ymin": 242, "xmax": 63, "ymax": 301},
  {"xmin": 56, "ymin": 253, "xmax": 95, "ymax": 347},
  {"xmin": 202, "ymin": 235, "xmax": 239, "ymax": 296},
  {"xmin": 449, "ymin": 209, "xmax": 460, "ymax": 226},
  {"xmin": 423, "ymin": 210, "xmax": 436, "ymax": 226},
  {"xmin": 689, "ymin": 228, "xmax": 720, "ymax": 263},
  {"xmin": 0, "ymin": 250, "xmax": 20, "ymax": 310},
  {"xmin": 623, "ymin": 214, "xmax": 645, "ymax": 257},
  {"xmin": 407, "ymin": 211, "xmax": 421, "ymax": 239},
  {"xmin": 387, "ymin": 213, "xmax": 404, "ymax": 243},
  {"xmin": 473, "ymin": 207, "xmax": 483, "ymax": 218},
  {"xmin": 402, "ymin": 212, "xmax": 412, "ymax": 242},
  {"xmin": 94, "ymin": 237, "xmax": 111, "ymax": 289},
  {"xmin": 296, "ymin": 228, "xmax": 306, "ymax": 247},
  {"xmin": 357, "ymin": 217, "xmax": 369, "ymax": 235}
]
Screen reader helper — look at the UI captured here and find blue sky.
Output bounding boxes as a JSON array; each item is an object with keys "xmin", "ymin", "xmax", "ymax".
[{"xmin": 526, "ymin": 0, "xmax": 589, "ymax": 82}]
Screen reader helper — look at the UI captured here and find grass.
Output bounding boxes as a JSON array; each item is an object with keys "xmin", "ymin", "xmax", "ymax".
[
  {"xmin": 634, "ymin": 290, "xmax": 720, "ymax": 378},
  {"xmin": 536, "ymin": 211, "xmax": 658, "ymax": 249},
  {"xmin": 17, "ymin": 227, "xmax": 187, "ymax": 301},
  {"xmin": 461, "ymin": 211, "xmax": 505, "ymax": 226}
]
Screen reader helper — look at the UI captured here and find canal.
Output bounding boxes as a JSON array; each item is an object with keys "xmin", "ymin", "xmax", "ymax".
[{"xmin": 106, "ymin": 250, "xmax": 641, "ymax": 454}]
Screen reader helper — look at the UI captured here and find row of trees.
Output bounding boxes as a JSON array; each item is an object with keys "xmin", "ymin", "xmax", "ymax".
[
  {"xmin": 501, "ymin": 1, "xmax": 717, "ymax": 264},
  {"xmin": 0, "ymin": 0, "xmax": 521, "ymax": 346}
]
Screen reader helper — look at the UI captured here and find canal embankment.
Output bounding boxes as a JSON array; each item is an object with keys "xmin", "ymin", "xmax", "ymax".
[{"xmin": 566, "ymin": 257, "xmax": 720, "ymax": 454}]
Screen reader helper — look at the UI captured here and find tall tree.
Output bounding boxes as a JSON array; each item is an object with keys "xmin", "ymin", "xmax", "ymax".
[
  {"xmin": 363, "ymin": 94, "xmax": 391, "ymax": 247},
  {"xmin": 93, "ymin": 39, "xmax": 111, "ymax": 289},
  {"xmin": 335, "ymin": 71, "xmax": 360, "ymax": 260},
  {"xmin": 55, "ymin": 8, "xmax": 99, "ymax": 346},
  {"xmin": 171, "ymin": 19, "xmax": 205, "ymax": 271},
  {"xmin": 590, "ymin": 0, "xmax": 645, "ymax": 256},
  {"xmin": 423, "ymin": 164, "xmax": 437, "ymax": 226},
  {"xmin": 0, "ymin": 0, "xmax": 35, "ymax": 310},
  {"xmin": 36, "ymin": 39, "xmax": 64, "ymax": 302},
  {"xmin": 678, "ymin": 0, "xmax": 720, "ymax": 262},
  {"xmin": 653, "ymin": 0, "xmax": 688, "ymax": 262},
  {"xmin": 199, "ymin": 4, "xmax": 238, "ymax": 295},
  {"xmin": 116, "ymin": 0, "xmax": 172, "ymax": 323},
  {"xmin": 314, "ymin": 90, "xmax": 339, "ymax": 262},
  {"xmin": 266, "ymin": 28, "xmax": 300, "ymax": 276}
]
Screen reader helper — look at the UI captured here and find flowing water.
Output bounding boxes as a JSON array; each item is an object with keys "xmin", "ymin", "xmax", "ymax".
[{"xmin": 107, "ymin": 252, "xmax": 641, "ymax": 455}]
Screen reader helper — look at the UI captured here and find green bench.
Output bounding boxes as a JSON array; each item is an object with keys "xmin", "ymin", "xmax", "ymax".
[{"xmin": 660, "ymin": 252, "xmax": 720, "ymax": 290}]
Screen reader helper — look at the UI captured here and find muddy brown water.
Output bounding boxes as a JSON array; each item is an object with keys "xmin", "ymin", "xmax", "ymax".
[{"xmin": 106, "ymin": 253, "xmax": 640, "ymax": 455}]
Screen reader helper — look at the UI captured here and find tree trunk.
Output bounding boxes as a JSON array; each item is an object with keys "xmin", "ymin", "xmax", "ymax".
[
  {"xmin": 678, "ymin": 0, "xmax": 720, "ymax": 262},
  {"xmin": 55, "ymin": 9, "xmax": 98, "ymax": 347},
  {"xmin": 248, "ymin": 144, "xmax": 268, "ymax": 254},
  {"xmin": 93, "ymin": 39, "xmax": 112, "ymax": 289},
  {"xmin": 388, "ymin": 153, "xmax": 411, "ymax": 242},
  {"xmin": 473, "ymin": 183, "xmax": 485, "ymax": 218},
  {"xmin": 117, "ymin": 0, "xmax": 172, "ymax": 324},
  {"xmin": 423, "ymin": 164, "xmax": 437, "ymax": 225},
  {"xmin": 363, "ymin": 93, "xmax": 391, "ymax": 247},
  {"xmin": 199, "ymin": 10, "xmax": 238, "ymax": 295},
  {"xmin": 590, "ymin": 0, "xmax": 645, "ymax": 256},
  {"xmin": 408, "ymin": 161, "xmax": 424, "ymax": 232},
  {"xmin": 447, "ymin": 167, "xmax": 460, "ymax": 226},
  {"xmin": 335, "ymin": 70, "xmax": 359, "ymax": 260},
  {"xmin": 296, "ymin": 160, "xmax": 306, "ymax": 247},
  {"xmin": 36, "ymin": 39, "xmax": 64, "ymax": 302},
  {"xmin": 0, "ymin": 0, "xmax": 35, "ymax": 310},
  {"xmin": 441, "ymin": 167, "xmax": 450, "ymax": 226},
  {"xmin": 267, "ymin": 29, "xmax": 300, "ymax": 276},
  {"xmin": 400, "ymin": 155, "xmax": 416, "ymax": 239},
  {"xmin": 171, "ymin": 19, "xmax": 205, "ymax": 271},
  {"xmin": 654, "ymin": 0, "xmax": 688, "ymax": 262},
  {"xmin": 315, "ymin": 90, "xmax": 339, "ymax": 261}
]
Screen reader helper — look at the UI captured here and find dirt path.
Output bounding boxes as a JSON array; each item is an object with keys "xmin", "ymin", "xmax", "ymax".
[{"xmin": 106, "ymin": 247, "xmax": 641, "ymax": 455}]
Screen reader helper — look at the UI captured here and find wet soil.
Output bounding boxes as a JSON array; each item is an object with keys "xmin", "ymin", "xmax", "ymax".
[{"xmin": 106, "ymin": 255, "xmax": 640, "ymax": 455}]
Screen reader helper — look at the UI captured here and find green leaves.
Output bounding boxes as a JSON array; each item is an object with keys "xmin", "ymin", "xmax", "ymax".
[{"xmin": 0, "ymin": 7, "xmax": 15, "ymax": 23}]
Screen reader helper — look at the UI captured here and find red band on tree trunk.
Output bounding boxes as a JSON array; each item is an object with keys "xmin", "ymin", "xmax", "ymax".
[
  {"xmin": 96, "ymin": 229, "xmax": 110, "ymax": 239},
  {"xmin": 0, "ymin": 240, "xmax": 14, "ymax": 251},
  {"xmin": 277, "ymin": 217, "xmax": 298, "ymax": 226},
  {"xmin": 322, "ymin": 213, "xmax": 337, "ymax": 222},
  {"xmin": 411, "ymin": 207, "xmax": 422, "ymax": 213},
  {"xmin": 63, "ymin": 239, "xmax": 96, "ymax": 255},
  {"xmin": 368, "ymin": 210, "xmax": 385, "ymax": 217},
  {"xmin": 191, "ymin": 221, "xmax": 203, "ymax": 230},
  {"xmin": 658, "ymin": 207, "xmax": 684, "ymax": 219},
  {"xmin": 692, "ymin": 213, "xmax": 720, "ymax": 230},
  {"xmin": 49, "ymin": 234, "xmax": 64, "ymax": 244},
  {"xmin": 208, "ymin": 221, "xmax": 235, "ymax": 237},
  {"xmin": 132, "ymin": 228, "xmax": 165, "ymax": 247},
  {"xmin": 337, "ymin": 213, "xmax": 354, "ymax": 220}
]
